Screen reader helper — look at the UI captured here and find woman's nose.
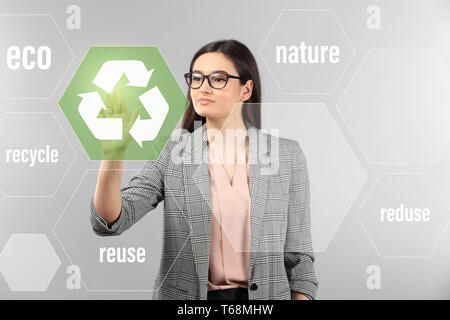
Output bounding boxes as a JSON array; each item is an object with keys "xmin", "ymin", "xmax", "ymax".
[{"xmin": 199, "ymin": 78, "xmax": 213, "ymax": 93}]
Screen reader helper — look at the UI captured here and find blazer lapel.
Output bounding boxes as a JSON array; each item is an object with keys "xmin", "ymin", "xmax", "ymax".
[
  {"xmin": 183, "ymin": 121, "xmax": 212, "ymax": 293},
  {"xmin": 247, "ymin": 126, "xmax": 270, "ymax": 279},
  {"xmin": 182, "ymin": 121, "xmax": 270, "ymax": 289}
]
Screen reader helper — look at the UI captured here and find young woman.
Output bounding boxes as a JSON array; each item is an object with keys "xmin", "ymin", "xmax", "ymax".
[{"xmin": 91, "ymin": 39, "xmax": 318, "ymax": 300}]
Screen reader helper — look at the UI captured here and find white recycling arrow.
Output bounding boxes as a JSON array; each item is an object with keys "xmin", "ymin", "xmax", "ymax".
[
  {"xmin": 129, "ymin": 86, "xmax": 169, "ymax": 147},
  {"xmin": 93, "ymin": 60, "xmax": 154, "ymax": 93},
  {"xmin": 78, "ymin": 92, "xmax": 122, "ymax": 140}
]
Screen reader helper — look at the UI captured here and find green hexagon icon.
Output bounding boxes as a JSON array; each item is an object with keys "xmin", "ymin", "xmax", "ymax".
[{"xmin": 59, "ymin": 47, "xmax": 188, "ymax": 160}]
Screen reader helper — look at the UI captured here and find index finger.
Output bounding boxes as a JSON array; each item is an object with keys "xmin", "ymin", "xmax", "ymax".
[
  {"xmin": 119, "ymin": 86, "xmax": 128, "ymax": 115},
  {"xmin": 104, "ymin": 92, "xmax": 113, "ymax": 116}
]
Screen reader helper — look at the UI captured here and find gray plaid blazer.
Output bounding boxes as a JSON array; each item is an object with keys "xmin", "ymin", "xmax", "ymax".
[{"xmin": 90, "ymin": 121, "xmax": 318, "ymax": 300}]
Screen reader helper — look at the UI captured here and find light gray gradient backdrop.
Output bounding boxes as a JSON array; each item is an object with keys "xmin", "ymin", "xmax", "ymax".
[{"xmin": 1, "ymin": 0, "xmax": 450, "ymax": 299}]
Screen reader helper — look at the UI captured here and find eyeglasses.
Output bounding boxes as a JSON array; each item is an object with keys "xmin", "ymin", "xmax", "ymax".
[{"xmin": 184, "ymin": 71, "xmax": 242, "ymax": 89}]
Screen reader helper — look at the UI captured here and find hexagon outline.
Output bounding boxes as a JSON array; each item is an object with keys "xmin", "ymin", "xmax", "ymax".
[
  {"xmin": 0, "ymin": 233, "xmax": 61, "ymax": 291},
  {"xmin": 191, "ymin": 102, "xmax": 368, "ymax": 253},
  {"xmin": 336, "ymin": 48, "xmax": 450, "ymax": 165},
  {"xmin": 0, "ymin": 13, "xmax": 75, "ymax": 100},
  {"xmin": 52, "ymin": 168, "xmax": 192, "ymax": 292},
  {"xmin": 0, "ymin": 111, "xmax": 77, "ymax": 198},
  {"xmin": 281, "ymin": 102, "xmax": 368, "ymax": 252},
  {"xmin": 356, "ymin": 172, "xmax": 450, "ymax": 259},
  {"xmin": 258, "ymin": 9, "xmax": 356, "ymax": 95}
]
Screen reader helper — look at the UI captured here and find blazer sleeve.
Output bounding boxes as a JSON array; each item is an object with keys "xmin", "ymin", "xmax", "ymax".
[
  {"xmin": 89, "ymin": 140, "xmax": 172, "ymax": 236},
  {"xmin": 284, "ymin": 141, "xmax": 319, "ymax": 300}
]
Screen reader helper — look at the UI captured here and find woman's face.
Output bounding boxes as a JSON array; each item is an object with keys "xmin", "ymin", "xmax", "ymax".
[{"xmin": 190, "ymin": 52, "xmax": 252, "ymax": 121}]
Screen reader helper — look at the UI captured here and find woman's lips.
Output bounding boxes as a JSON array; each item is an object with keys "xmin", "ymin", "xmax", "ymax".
[{"xmin": 198, "ymin": 98, "xmax": 215, "ymax": 105}]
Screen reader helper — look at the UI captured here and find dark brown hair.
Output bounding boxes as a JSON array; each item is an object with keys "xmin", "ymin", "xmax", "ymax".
[{"xmin": 181, "ymin": 39, "xmax": 261, "ymax": 133}]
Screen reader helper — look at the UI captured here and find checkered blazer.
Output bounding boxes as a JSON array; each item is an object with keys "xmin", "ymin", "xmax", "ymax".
[{"xmin": 90, "ymin": 121, "xmax": 318, "ymax": 300}]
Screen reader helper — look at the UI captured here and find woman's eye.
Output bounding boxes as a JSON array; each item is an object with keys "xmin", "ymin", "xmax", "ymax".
[{"xmin": 213, "ymin": 77, "xmax": 226, "ymax": 82}]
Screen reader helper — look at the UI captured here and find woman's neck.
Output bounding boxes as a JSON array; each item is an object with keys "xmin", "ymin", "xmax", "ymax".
[{"xmin": 206, "ymin": 115, "xmax": 248, "ymax": 165}]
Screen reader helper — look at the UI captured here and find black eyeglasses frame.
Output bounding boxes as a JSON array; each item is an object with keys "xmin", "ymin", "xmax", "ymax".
[{"xmin": 184, "ymin": 71, "xmax": 242, "ymax": 89}]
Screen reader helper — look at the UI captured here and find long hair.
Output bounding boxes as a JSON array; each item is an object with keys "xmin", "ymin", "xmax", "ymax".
[{"xmin": 181, "ymin": 39, "xmax": 262, "ymax": 133}]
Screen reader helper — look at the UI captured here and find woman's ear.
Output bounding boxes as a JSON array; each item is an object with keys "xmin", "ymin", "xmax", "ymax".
[{"xmin": 241, "ymin": 79, "xmax": 253, "ymax": 102}]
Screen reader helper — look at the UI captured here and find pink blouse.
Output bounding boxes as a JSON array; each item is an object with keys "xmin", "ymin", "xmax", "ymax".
[{"xmin": 207, "ymin": 139, "xmax": 251, "ymax": 291}]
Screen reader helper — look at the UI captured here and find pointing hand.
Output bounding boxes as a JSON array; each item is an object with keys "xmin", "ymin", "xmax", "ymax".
[{"xmin": 98, "ymin": 86, "xmax": 139, "ymax": 160}]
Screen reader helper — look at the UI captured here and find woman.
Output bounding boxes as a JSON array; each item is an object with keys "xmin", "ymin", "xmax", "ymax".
[{"xmin": 90, "ymin": 39, "xmax": 318, "ymax": 300}]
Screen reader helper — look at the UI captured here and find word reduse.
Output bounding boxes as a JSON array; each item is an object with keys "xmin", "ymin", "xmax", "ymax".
[
  {"xmin": 380, "ymin": 203, "xmax": 431, "ymax": 222},
  {"xmin": 276, "ymin": 42, "xmax": 340, "ymax": 64},
  {"xmin": 5, "ymin": 145, "xmax": 59, "ymax": 167}
]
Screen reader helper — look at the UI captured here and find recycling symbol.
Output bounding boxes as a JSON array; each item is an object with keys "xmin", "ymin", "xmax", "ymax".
[
  {"xmin": 78, "ymin": 60, "xmax": 168, "ymax": 146},
  {"xmin": 59, "ymin": 47, "xmax": 188, "ymax": 160}
]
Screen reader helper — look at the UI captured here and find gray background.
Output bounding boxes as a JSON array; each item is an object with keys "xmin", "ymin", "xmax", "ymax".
[{"xmin": 1, "ymin": 0, "xmax": 450, "ymax": 299}]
